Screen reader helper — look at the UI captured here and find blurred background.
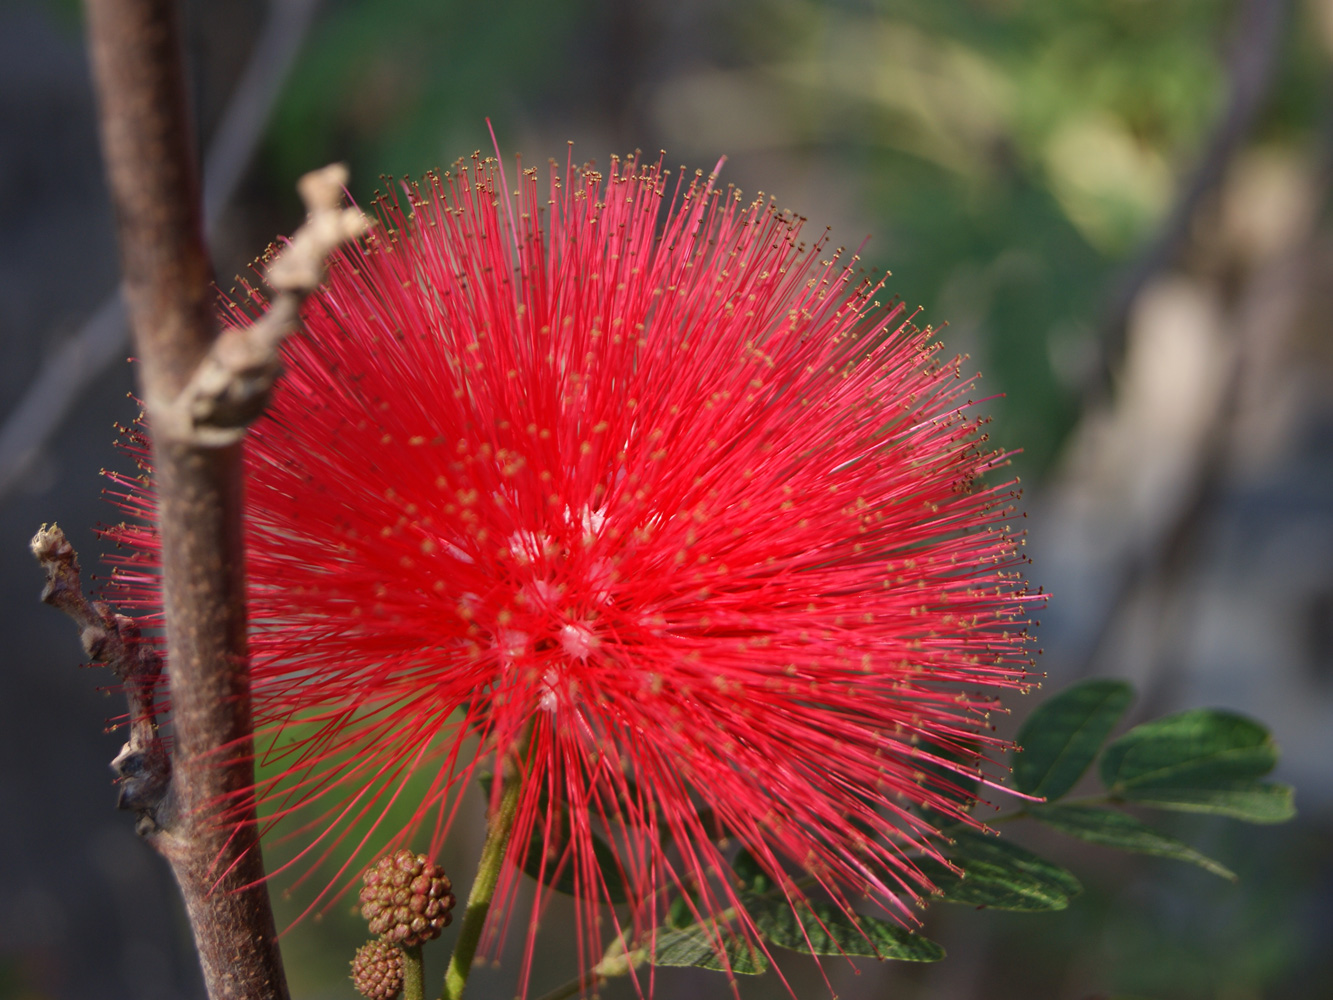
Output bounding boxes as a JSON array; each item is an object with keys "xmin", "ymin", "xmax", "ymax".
[{"xmin": 3, "ymin": 0, "xmax": 1332, "ymax": 997}]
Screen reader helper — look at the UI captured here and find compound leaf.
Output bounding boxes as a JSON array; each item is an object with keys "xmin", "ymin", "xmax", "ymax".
[
  {"xmin": 750, "ymin": 899, "xmax": 944, "ymax": 961},
  {"xmin": 917, "ymin": 827, "xmax": 1081, "ymax": 910}
]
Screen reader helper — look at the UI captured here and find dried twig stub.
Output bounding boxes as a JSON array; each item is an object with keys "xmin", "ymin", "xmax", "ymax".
[
  {"xmin": 31, "ymin": 524, "xmax": 172, "ymax": 830},
  {"xmin": 172, "ymin": 163, "xmax": 369, "ymax": 445}
]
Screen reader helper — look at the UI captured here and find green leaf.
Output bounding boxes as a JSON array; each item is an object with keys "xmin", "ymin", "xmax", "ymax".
[
  {"xmin": 667, "ymin": 893, "xmax": 698, "ymax": 929},
  {"xmin": 649, "ymin": 927, "xmax": 769, "ymax": 975},
  {"xmin": 516, "ymin": 821, "xmax": 630, "ymax": 904},
  {"xmin": 1014, "ymin": 679, "xmax": 1134, "ymax": 799},
  {"xmin": 1121, "ymin": 782, "xmax": 1296, "ymax": 824},
  {"xmin": 914, "ymin": 739, "xmax": 983, "ymax": 812},
  {"xmin": 917, "ymin": 828, "xmax": 1081, "ymax": 910},
  {"xmin": 751, "ymin": 899, "xmax": 944, "ymax": 961},
  {"xmin": 1029, "ymin": 804, "xmax": 1237, "ymax": 881},
  {"xmin": 732, "ymin": 848, "xmax": 773, "ymax": 896},
  {"xmin": 1099, "ymin": 709, "xmax": 1278, "ymax": 792}
]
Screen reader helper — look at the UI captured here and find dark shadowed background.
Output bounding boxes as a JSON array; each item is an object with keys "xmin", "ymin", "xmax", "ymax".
[{"xmin": 3, "ymin": 0, "xmax": 1331, "ymax": 998}]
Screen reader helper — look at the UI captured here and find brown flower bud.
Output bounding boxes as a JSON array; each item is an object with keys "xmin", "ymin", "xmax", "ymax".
[
  {"xmin": 350, "ymin": 939, "xmax": 404, "ymax": 1000},
  {"xmin": 359, "ymin": 850, "xmax": 456, "ymax": 946}
]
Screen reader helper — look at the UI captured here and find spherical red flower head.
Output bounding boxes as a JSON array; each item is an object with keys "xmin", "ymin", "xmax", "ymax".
[{"xmin": 106, "ymin": 150, "xmax": 1039, "ymax": 989}]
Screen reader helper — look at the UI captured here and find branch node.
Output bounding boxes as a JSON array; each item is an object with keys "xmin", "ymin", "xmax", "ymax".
[
  {"xmin": 112, "ymin": 741, "xmax": 172, "ymax": 820},
  {"xmin": 81, "ymin": 624, "xmax": 113, "ymax": 661},
  {"xmin": 166, "ymin": 163, "xmax": 369, "ymax": 445}
]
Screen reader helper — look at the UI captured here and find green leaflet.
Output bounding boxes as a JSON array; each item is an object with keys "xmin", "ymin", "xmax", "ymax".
[
  {"xmin": 479, "ymin": 773, "xmax": 631, "ymax": 902},
  {"xmin": 666, "ymin": 893, "xmax": 698, "ymax": 930},
  {"xmin": 1029, "ymin": 804, "xmax": 1237, "ymax": 881},
  {"xmin": 515, "ymin": 819, "xmax": 630, "ymax": 904},
  {"xmin": 1118, "ymin": 781, "xmax": 1295, "ymax": 823},
  {"xmin": 731, "ymin": 847, "xmax": 773, "ymax": 896},
  {"xmin": 1096, "ymin": 709, "xmax": 1294, "ymax": 826},
  {"xmin": 750, "ymin": 899, "xmax": 944, "ymax": 961},
  {"xmin": 917, "ymin": 827, "xmax": 1081, "ymax": 911},
  {"xmin": 1014, "ymin": 679, "xmax": 1134, "ymax": 800},
  {"xmin": 1100, "ymin": 709, "xmax": 1278, "ymax": 791},
  {"xmin": 914, "ymin": 740, "xmax": 984, "ymax": 812},
  {"xmin": 649, "ymin": 926, "xmax": 768, "ymax": 975}
]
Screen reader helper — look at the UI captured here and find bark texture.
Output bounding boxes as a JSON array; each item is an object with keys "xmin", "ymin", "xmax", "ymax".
[{"xmin": 82, "ymin": 1, "xmax": 289, "ymax": 997}]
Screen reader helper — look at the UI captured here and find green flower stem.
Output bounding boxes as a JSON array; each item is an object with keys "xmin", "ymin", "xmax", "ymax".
[
  {"xmin": 533, "ymin": 938, "xmax": 647, "ymax": 1000},
  {"xmin": 532, "ymin": 897, "xmax": 757, "ymax": 1000},
  {"xmin": 440, "ymin": 737, "xmax": 528, "ymax": 1000},
  {"xmin": 403, "ymin": 944, "xmax": 424, "ymax": 1000}
]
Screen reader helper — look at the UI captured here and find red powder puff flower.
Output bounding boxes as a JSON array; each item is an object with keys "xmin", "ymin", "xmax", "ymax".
[{"xmin": 106, "ymin": 149, "xmax": 1038, "ymax": 990}]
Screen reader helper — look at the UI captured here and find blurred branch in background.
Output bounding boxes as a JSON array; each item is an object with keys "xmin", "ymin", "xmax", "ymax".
[
  {"xmin": 1033, "ymin": 0, "xmax": 1333, "ymax": 807},
  {"xmin": 1039, "ymin": 0, "xmax": 1328, "ymax": 693},
  {"xmin": 1092, "ymin": 0, "xmax": 1289, "ymax": 397},
  {"xmin": 1131, "ymin": 132, "xmax": 1333, "ymax": 717},
  {"xmin": 1041, "ymin": 0, "xmax": 1296, "ymax": 682},
  {"xmin": 0, "ymin": 0, "xmax": 319, "ymax": 502}
]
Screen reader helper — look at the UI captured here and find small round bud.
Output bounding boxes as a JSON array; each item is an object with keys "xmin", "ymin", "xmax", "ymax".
[
  {"xmin": 350, "ymin": 939, "xmax": 404, "ymax": 1000},
  {"xmin": 359, "ymin": 850, "xmax": 456, "ymax": 946}
]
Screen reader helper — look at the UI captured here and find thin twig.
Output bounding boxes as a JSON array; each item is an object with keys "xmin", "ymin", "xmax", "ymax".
[
  {"xmin": 533, "ymin": 938, "xmax": 644, "ymax": 1000},
  {"xmin": 200, "ymin": 0, "xmax": 323, "ymax": 230},
  {"xmin": 0, "ymin": 0, "xmax": 320, "ymax": 501},
  {"xmin": 31, "ymin": 523, "xmax": 172, "ymax": 828}
]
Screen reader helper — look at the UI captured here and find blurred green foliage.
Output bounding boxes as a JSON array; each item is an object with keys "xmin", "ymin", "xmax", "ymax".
[
  {"xmin": 717, "ymin": 0, "xmax": 1232, "ymax": 470},
  {"xmin": 267, "ymin": 0, "xmax": 592, "ymax": 186},
  {"xmin": 266, "ymin": 0, "xmax": 1330, "ymax": 479}
]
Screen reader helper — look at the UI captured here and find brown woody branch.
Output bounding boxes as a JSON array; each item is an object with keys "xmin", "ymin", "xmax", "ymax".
[
  {"xmin": 67, "ymin": 1, "xmax": 360, "ymax": 998},
  {"xmin": 82, "ymin": 0, "xmax": 288, "ymax": 995}
]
